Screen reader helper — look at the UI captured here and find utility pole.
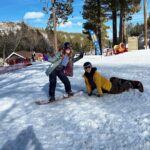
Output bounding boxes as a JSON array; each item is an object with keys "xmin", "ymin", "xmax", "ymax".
[
  {"xmin": 123, "ymin": 11, "xmax": 127, "ymax": 44},
  {"xmin": 97, "ymin": 0, "xmax": 102, "ymax": 55},
  {"xmin": 144, "ymin": 0, "xmax": 147, "ymax": 49},
  {"xmin": 51, "ymin": 0, "xmax": 58, "ymax": 52},
  {"xmin": 112, "ymin": 0, "xmax": 117, "ymax": 46}
]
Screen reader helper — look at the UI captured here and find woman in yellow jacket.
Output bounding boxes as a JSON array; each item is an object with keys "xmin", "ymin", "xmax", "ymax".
[{"xmin": 82, "ymin": 62, "xmax": 144, "ymax": 97}]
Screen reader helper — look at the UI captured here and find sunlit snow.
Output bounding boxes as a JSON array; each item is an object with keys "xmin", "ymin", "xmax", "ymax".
[{"xmin": 0, "ymin": 50, "xmax": 150, "ymax": 150}]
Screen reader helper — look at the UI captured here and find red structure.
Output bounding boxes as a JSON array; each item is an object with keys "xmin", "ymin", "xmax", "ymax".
[{"xmin": 5, "ymin": 51, "xmax": 32, "ymax": 65}]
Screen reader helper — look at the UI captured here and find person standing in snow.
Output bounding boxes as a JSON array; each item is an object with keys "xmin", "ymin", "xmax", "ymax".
[
  {"xmin": 32, "ymin": 51, "xmax": 36, "ymax": 62},
  {"xmin": 82, "ymin": 62, "xmax": 144, "ymax": 97},
  {"xmin": 46, "ymin": 42, "xmax": 84, "ymax": 102}
]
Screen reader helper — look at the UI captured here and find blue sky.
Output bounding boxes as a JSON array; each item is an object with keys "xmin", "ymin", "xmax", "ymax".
[
  {"xmin": 0, "ymin": 0, "xmax": 149, "ymax": 36},
  {"xmin": 0, "ymin": 0, "xmax": 84, "ymax": 33}
]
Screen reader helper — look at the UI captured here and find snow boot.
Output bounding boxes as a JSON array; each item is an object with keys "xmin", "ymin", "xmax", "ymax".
[
  {"xmin": 131, "ymin": 81, "xmax": 144, "ymax": 92},
  {"xmin": 68, "ymin": 91, "xmax": 74, "ymax": 96},
  {"xmin": 49, "ymin": 96, "xmax": 55, "ymax": 102},
  {"xmin": 63, "ymin": 91, "xmax": 74, "ymax": 98}
]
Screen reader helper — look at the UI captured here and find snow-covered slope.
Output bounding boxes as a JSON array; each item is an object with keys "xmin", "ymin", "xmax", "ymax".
[{"xmin": 0, "ymin": 50, "xmax": 150, "ymax": 150}]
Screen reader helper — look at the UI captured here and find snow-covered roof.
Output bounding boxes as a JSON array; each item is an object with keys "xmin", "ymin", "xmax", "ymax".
[{"xmin": 5, "ymin": 52, "xmax": 25, "ymax": 61}]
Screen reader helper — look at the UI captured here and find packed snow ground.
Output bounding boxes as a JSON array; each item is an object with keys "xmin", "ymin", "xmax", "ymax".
[{"xmin": 0, "ymin": 50, "xmax": 150, "ymax": 150}]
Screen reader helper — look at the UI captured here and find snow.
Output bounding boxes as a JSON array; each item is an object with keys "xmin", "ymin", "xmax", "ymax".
[{"xmin": 0, "ymin": 50, "xmax": 150, "ymax": 150}]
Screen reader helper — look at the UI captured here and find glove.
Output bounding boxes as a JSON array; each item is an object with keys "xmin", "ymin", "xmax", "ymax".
[{"xmin": 88, "ymin": 92, "xmax": 92, "ymax": 96}]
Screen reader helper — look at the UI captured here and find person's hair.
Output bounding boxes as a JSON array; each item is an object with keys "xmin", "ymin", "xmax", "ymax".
[
  {"xmin": 64, "ymin": 42, "xmax": 71, "ymax": 49},
  {"xmin": 62, "ymin": 42, "xmax": 73, "ymax": 57}
]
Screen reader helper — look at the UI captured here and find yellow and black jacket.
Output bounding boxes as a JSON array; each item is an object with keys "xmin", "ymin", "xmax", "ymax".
[{"xmin": 83, "ymin": 68, "xmax": 112, "ymax": 96}]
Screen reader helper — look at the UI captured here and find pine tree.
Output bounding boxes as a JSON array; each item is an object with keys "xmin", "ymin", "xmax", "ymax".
[
  {"xmin": 41, "ymin": 0, "xmax": 74, "ymax": 51},
  {"xmin": 82, "ymin": 0, "xmax": 109, "ymax": 52},
  {"xmin": 118, "ymin": 0, "xmax": 141, "ymax": 43}
]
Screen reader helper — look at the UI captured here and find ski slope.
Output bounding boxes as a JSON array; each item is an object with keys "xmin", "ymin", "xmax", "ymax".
[{"xmin": 0, "ymin": 50, "xmax": 150, "ymax": 150}]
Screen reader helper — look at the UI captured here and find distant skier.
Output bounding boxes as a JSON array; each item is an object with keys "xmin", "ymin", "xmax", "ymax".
[
  {"xmin": 82, "ymin": 62, "xmax": 144, "ymax": 97},
  {"xmin": 46, "ymin": 42, "xmax": 84, "ymax": 102}
]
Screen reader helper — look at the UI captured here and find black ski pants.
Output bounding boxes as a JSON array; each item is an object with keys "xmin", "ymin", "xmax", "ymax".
[
  {"xmin": 49, "ymin": 65, "xmax": 71, "ymax": 97},
  {"xmin": 109, "ymin": 77, "xmax": 132, "ymax": 94}
]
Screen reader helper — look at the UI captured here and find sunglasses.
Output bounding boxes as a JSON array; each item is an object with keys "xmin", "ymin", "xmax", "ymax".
[{"xmin": 84, "ymin": 66, "xmax": 91, "ymax": 69}]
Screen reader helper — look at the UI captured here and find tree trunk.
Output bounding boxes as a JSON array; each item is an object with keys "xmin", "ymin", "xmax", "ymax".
[
  {"xmin": 119, "ymin": 9, "xmax": 123, "ymax": 43},
  {"xmin": 112, "ymin": 10, "xmax": 117, "ymax": 46},
  {"xmin": 123, "ymin": 11, "xmax": 127, "ymax": 43},
  {"xmin": 144, "ymin": 0, "xmax": 147, "ymax": 49},
  {"xmin": 97, "ymin": 0, "xmax": 102, "ymax": 55},
  {"xmin": 51, "ymin": 0, "xmax": 58, "ymax": 52}
]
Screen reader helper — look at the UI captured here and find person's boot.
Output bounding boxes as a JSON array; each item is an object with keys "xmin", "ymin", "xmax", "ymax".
[
  {"xmin": 68, "ymin": 91, "xmax": 74, "ymax": 96},
  {"xmin": 63, "ymin": 91, "xmax": 74, "ymax": 98},
  {"xmin": 49, "ymin": 96, "xmax": 55, "ymax": 102},
  {"xmin": 137, "ymin": 82, "xmax": 144, "ymax": 92},
  {"xmin": 131, "ymin": 81, "xmax": 144, "ymax": 92}
]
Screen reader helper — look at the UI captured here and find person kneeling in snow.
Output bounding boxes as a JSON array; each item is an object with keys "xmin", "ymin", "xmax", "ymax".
[{"xmin": 82, "ymin": 62, "xmax": 144, "ymax": 97}]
